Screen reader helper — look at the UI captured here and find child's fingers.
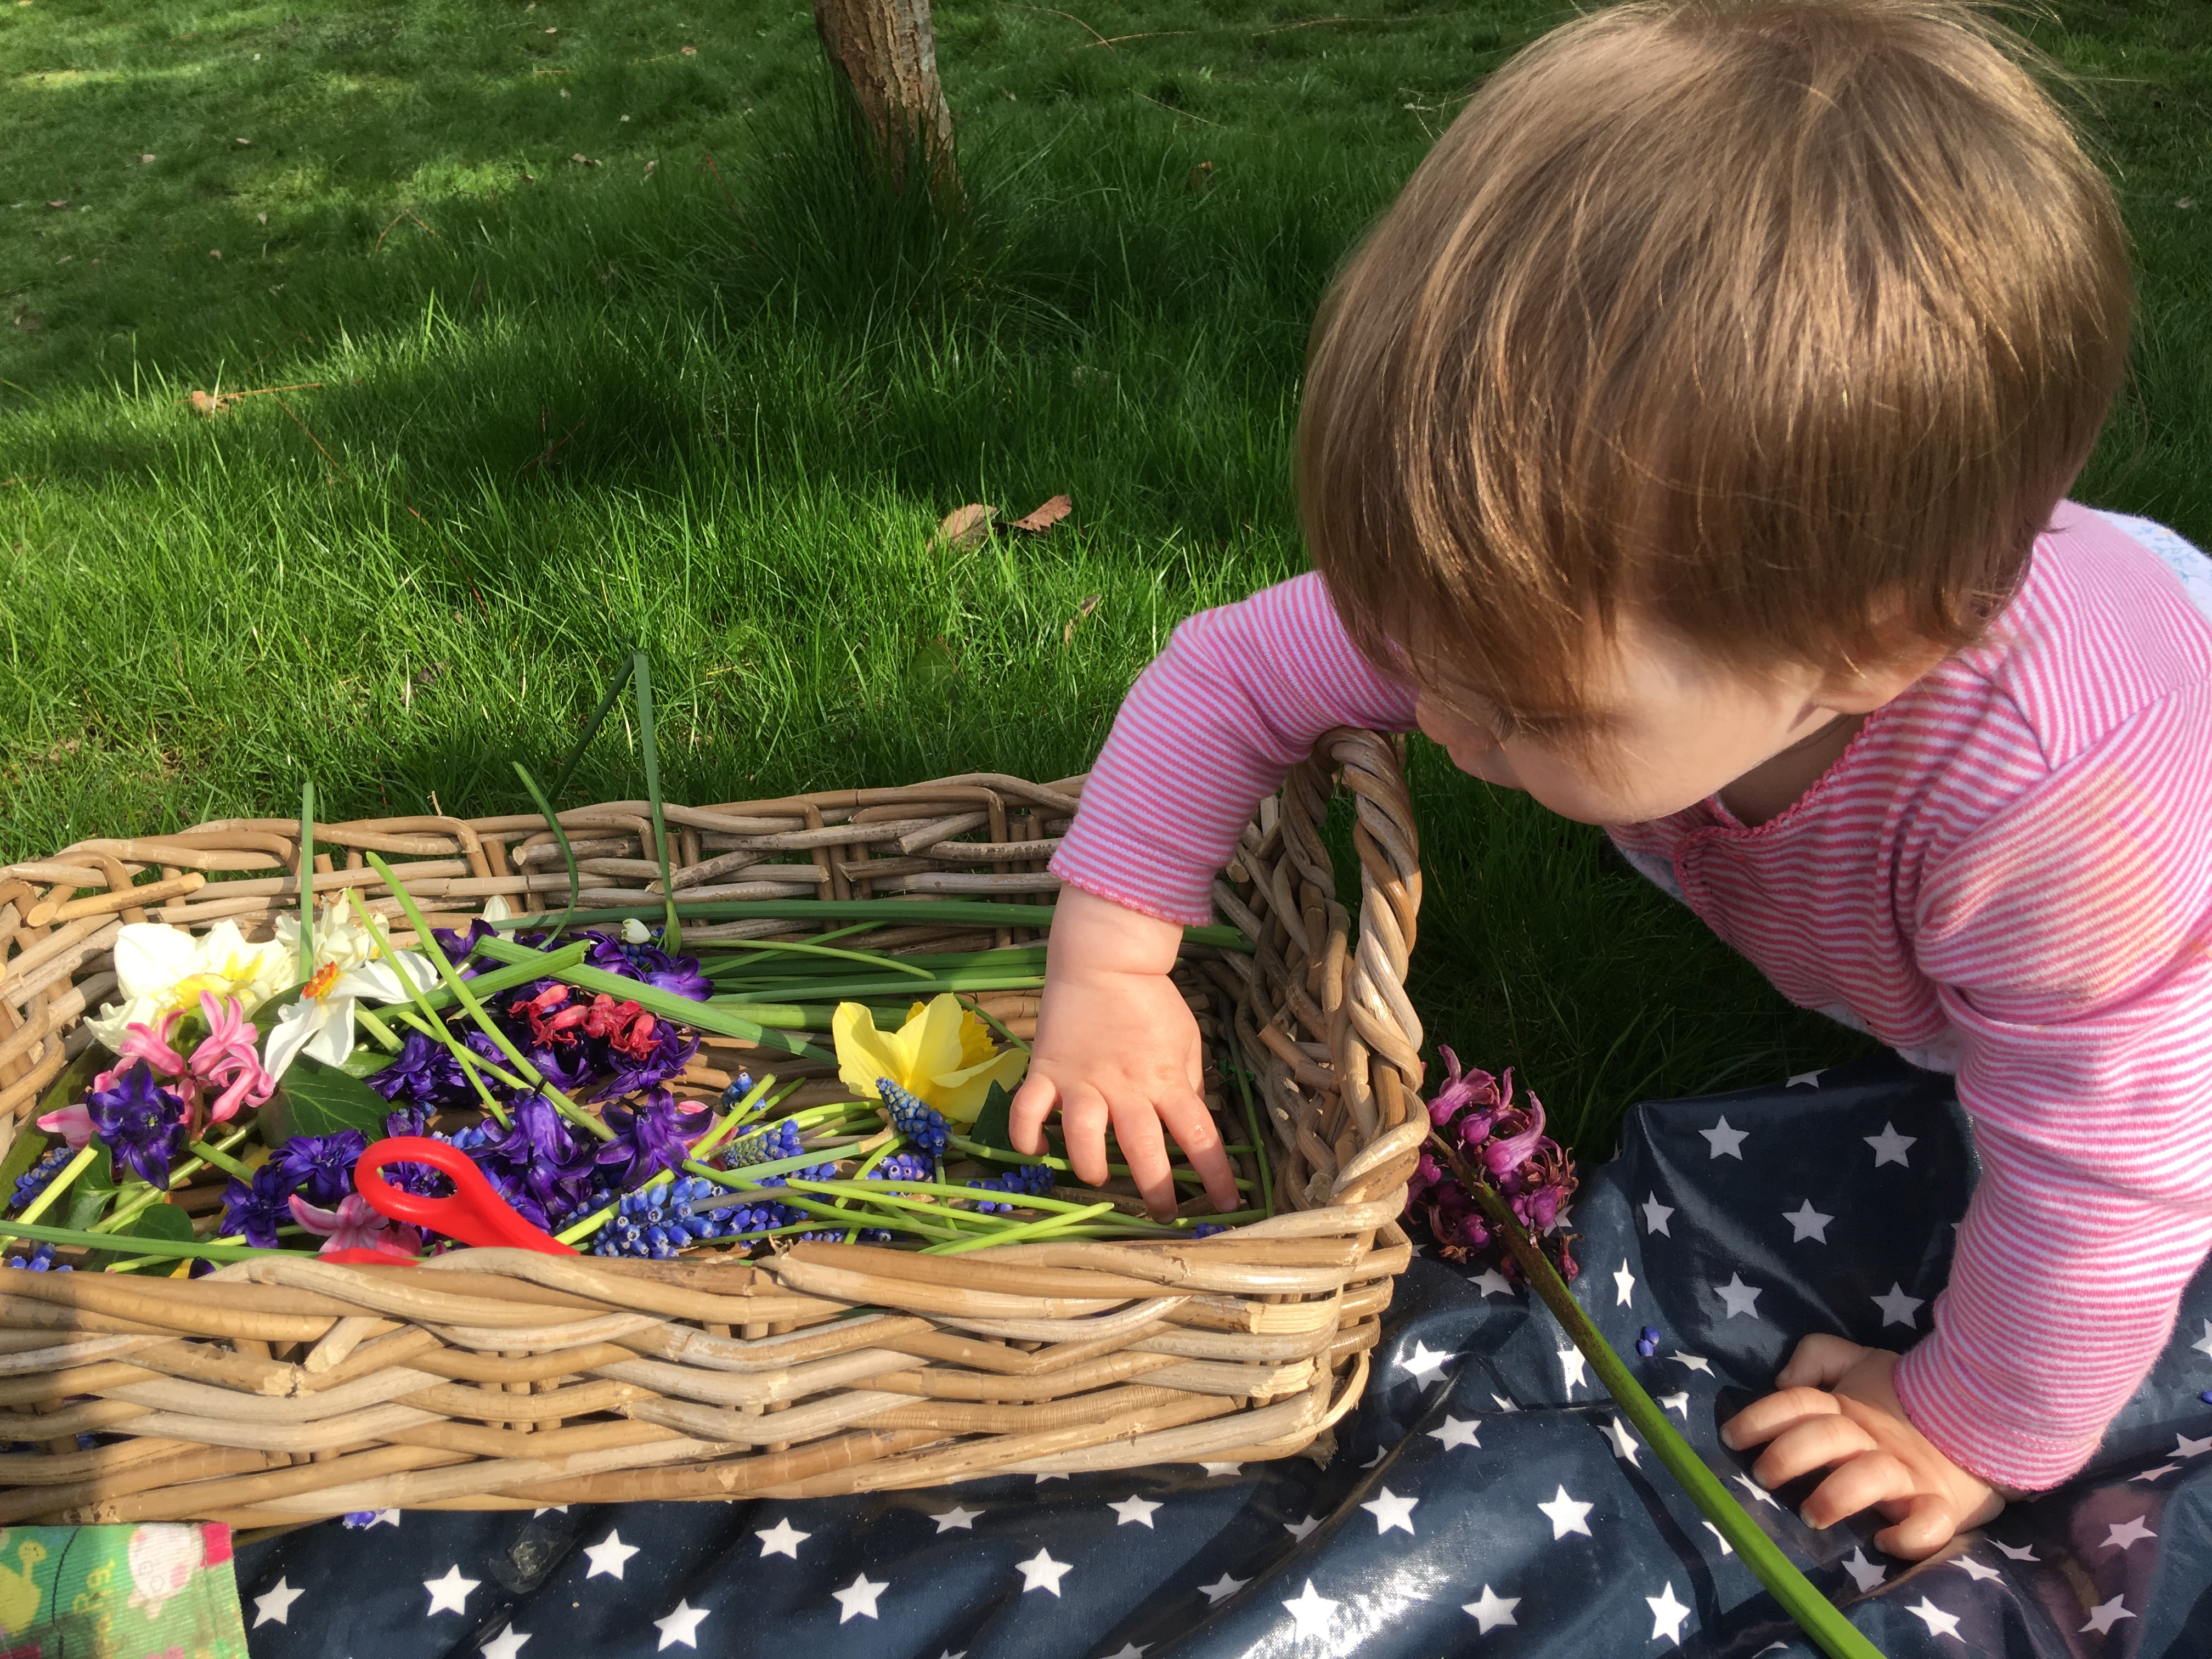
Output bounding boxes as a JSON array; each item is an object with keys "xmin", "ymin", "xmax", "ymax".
[
  {"xmin": 1773, "ymin": 1333, "xmax": 1867, "ymax": 1390},
  {"xmin": 1056, "ymin": 1082, "xmax": 1113, "ymax": 1188},
  {"xmin": 1157, "ymin": 1090, "xmax": 1240, "ymax": 1214},
  {"xmin": 1008, "ymin": 1070, "xmax": 1059, "ymax": 1155},
  {"xmin": 1720, "ymin": 1386, "xmax": 1844, "ymax": 1451},
  {"xmin": 1800, "ymin": 1448, "xmax": 1914, "ymax": 1531},
  {"xmin": 1749, "ymin": 1415, "xmax": 1878, "ymax": 1493},
  {"xmin": 1109, "ymin": 1096, "xmax": 1179, "ymax": 1221},
  {"xmin": 1872, "ymin": 1492, "xmax": 1960, "ymax": 1560}
]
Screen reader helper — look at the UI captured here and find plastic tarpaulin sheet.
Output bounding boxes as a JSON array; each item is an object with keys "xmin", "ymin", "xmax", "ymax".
[{"xmin": 236, "ymin": 1054, "xmax": 2212, "ymax": 1656}]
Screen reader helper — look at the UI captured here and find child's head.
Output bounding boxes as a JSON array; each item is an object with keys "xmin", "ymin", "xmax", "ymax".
[{"xmin": 1299, "ymin": 0, "xmax": 2131, "ymax": 821}]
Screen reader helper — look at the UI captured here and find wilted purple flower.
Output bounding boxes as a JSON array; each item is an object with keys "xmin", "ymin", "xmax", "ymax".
[
  {"xmin": 274, "ymin": 1130, "xmax": 369, "ymax": 1209},
  {"xmin": 1413, "ymin": 1047, "xmax": 1577, "ymax": 1284},
  {"xmin": 221, "ymin": 1164, "xmax": 293, "ymax": 1248},
  {"xmin": 473, "ymin": 1093, "xmax": 597, "ymax": 1222},
  {"xmin": 597, "ymin": 1088, "xmax": 710, "ymax": 1189},
  {"xmin": 85, "ymin": 1062, "xmax": 188, "ymax": 1188},
  {"xmin": 430, "ymin": 918, "xmax": 499, "ymax": 973}
]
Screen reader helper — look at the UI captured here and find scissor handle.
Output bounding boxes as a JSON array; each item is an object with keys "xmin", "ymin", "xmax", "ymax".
[{"xmin": 354, "ymin": 1136, "xmax": 578, "ymax": 1256}]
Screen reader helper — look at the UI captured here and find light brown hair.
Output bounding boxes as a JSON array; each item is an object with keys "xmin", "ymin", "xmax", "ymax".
[{"xmin": 1299, "ymin": 0, "xmax": 2132, "ymax": 732}]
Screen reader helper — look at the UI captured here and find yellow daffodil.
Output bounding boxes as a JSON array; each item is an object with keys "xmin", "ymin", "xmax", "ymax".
[
  {"xmin": 84, "ymin": 920, "xmax": 294, "ymax": 1052},
  {"xmin": 832, "ymin": 993, "xmax": 1028, "ymax": 1124}
]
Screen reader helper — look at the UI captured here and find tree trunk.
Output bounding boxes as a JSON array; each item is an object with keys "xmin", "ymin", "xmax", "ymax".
[{"xmin": 812, "ymin": 0, "xmax": 961, "ymax": 199}]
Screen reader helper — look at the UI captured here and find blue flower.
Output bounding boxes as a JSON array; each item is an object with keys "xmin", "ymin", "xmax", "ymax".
[
  {"xmin": 274, "ymin": 1131, "xmax": 369, "ymax": 1209},
  {"xmin": 10, "ymin": 1147, "xmax": 73, "ymax": 1216},
  {"xmin": 5, "ymin": 1244, "xmax": 70, "ymax": 1272},
  {"xmin": 85, "ymin": 1062, "xmax": 188, "ymax": 1189},
  {"xmin": 879, "ymin": 1078, "xmax": 949, "ymax": 1159},
  {"xmin": 221, "ymin": 1164, "xmax": 293, "ymax": 1248}
]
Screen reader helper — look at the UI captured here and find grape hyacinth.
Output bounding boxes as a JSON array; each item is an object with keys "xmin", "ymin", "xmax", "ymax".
[
  {"xmin": 863, "ymin": 1152, "xmax": 935, "ymax": 1186},
  {"xmin": 9, "ymin": 1147, "xmax": 72, "ymax": 1215},
  {"xmin": 878, "ymin": 1079, "xmax": 947, "ymax": 1159},
  {"xmin": 1638, "ymin": 1325, "xmax": 1661, "ymax": 1358},
  {"xmin": 962, "ymin": 1162, "xmax": 1055, "ymax": 1213},
  {"xmin": 1407, "ymin": 1047, "xmax": 1580, "ymax": 1285},
  {"xmin": 724, "ymin": 1119, "xmax": 804, "ymax": 1168},
  {"xmin": 5, "ymin": 1244, "xmax": 70, "ymax": 1272}
]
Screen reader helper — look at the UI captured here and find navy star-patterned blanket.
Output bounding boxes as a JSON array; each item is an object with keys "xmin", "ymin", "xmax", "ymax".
[{"xmin": 238, "ymin": 1054, "xmax": 2212, "ymax": 1656}]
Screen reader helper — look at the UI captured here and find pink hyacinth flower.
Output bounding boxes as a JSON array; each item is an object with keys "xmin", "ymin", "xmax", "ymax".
[
  {"xmin": 189, "ymin": 992, "xmax": 275, "ymax": 1124},
  {"xmin": 287, "ymin": 1193, "xmax": 421, "ymax": 1260},
  {"xmin": 35, "ymin": 1099, "xmax": 96, "ymax": 1150},
  {"xmin": 92, "ymin": 1009, "xmax": 189, "ymax": 1094}
]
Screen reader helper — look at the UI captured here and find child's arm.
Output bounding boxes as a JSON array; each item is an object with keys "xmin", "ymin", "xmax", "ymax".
[{"xmin": 1016, "ymin": 573, "xmax": 1419, "ymax": 1218}]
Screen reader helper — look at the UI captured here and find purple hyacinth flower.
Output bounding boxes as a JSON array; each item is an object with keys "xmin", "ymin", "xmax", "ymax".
[
  {"xmin": 368, "ymin": 1031, "xmax": 467, "ymax": 1108},
  {"xmin": 221, "ymin": 1164, "xmax": 293, "ymax": 1249},
  {"xmin": 597, "ymin": 1088, "xmax": 710, "ymax": 1189},
  {"xmin": 85, "ymin": 1062, "xmax": 188, "ymax": 1189},
  {"xmin": 274, "ymin": 1130, "xmax": 369, "ymax": 1209},
  {"xmin": 583, "ymin": 934, "xmax": 711, "ymax": 1002}
]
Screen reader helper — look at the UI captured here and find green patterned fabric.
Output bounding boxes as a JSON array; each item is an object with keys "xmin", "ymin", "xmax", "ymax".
[{"xmin": 0, "ymin": 1523, "xmax": 247, "ymax": 1658}]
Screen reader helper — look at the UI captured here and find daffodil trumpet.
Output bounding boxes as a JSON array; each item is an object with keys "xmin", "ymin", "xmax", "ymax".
[{"xmin": 832, "ymin": 995, "xmax": 1029, "ymax": 1127}]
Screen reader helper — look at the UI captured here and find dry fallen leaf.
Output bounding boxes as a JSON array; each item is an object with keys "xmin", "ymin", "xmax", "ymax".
[
  {"xmin": 138, "ymin": 153, "xmax": 155, "ymax": 164},
  {"xmin": 680, "ymin": 44, "xmax": 697, "ymax": 55},
  {"xmin": 1012, "ymin": 493, "xmax": 1073, "ymax": 535},
  {"xmin": 45, "ymin": 199, "xmax": 68, "ymax": 210},
  {"xmin": 235, "ymin": 137, "xmax": 251, "ymax": 147},
  {"xmin": 1062, "ymin": 593, "xmax": 1103, "ymax": 646},
  {"xmin": 570, "ymin": 153, "xmax": 599, "ymax": 166},
  {"xmin": 208, "ymin": 248, "xmax": 222, "ymax": 259},
  {"xmin": 642, "ymin": 160, "xmax": 657, "ymax": 178},
  {"xmin": 188, "ymin": 390, "xmax": 225, "ymax": 416},
  {"xmin": 939, "ymin": 503, "xmax": 996, "ymax": 550},
  {"xmin": 1189, "ymin": 160, "xmax": 1215, "ymax": 192},
  {"xmin": 257, "ymin": 211, "xmax": 268, "ymax": 224}
]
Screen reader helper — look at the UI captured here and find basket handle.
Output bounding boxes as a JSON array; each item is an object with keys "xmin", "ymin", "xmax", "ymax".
[{"xmin": 1226, "ymin": 729, "xmax": 1424, "ymax": 1215}]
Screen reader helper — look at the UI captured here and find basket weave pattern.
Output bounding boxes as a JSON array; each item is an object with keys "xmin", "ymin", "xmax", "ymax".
[{"xmin": 0, "ymin": 731, "xmax": 1421, "ymax": 1523}]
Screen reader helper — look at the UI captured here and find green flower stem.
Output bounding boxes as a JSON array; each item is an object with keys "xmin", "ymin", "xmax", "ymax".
[
  {"xmin": 0, "ymin": 1216, "xmax": 286, "ymax": 1264},
  {"xmin": 89, "ymin": 1181, "xmax": 160, "ymax": 1233},
  {"xmin": 690, "ymin": 1074, "xmax": 775, "ymax": 1163},
  {"xmin": 512, "ymin": 761, "xmax": 585, "ymax": 938},
  {"xmin": 362, "ymin": 912, "xmax": 518, "ymax": 1128},
  {"xmin": 923, "ymin": 1201, "xmax": 1118, "ymax": 1255},
  {"xmin": 472, "ymin": 935, "xmax": 829, "ymax": 1062},
  {"xmin": 366, "ymin": 856, "xmax": 609, "ymax": 1141},
  {"xmin": 1227, "ymin": 1058, "xmax": 1276, "ymax": 1220},
  {"xmin": 17, "ymin": 1145, "xmax": 101, "ymax": 1226},
  {"xmin": 296, "ymin": 777, "xmax": 317, "ymax": 980},
  {"xmin": 554, "ymin": 1166, "xmax": 678, "ymax": 1247},
  {"xmin": 694, "ymin": 936, "xmax": 933, "ymax": 978},
  {"xmin": 630, "ymin": 651, "xmax": 684, "ymax": 953},
  {"xmin": 475, "ymin": 899, "xmax": 1254, "ymax": 956},
  {"xmin": 943, "ymin": 1135, "xmax": 1253, "ymax": 1192},
  {"xmin": 414, "ymin": 945, "xmax": 593, "ymax": 1015},
  {"xmin": 1442, "ymin": 1136, "xmax": 1884, "ymax": 1659},
  {"xmin": 184, "ymin": 1136, "xmax": 257, "ymax": 1182},
  {"xmin": 769, "ymin": 1176, "xmax": 1116, "ymax": 1217},
  {"xmin": 354, "ymin": 1005, "xmax": 403, "ymax": 1052},
  {"xmin": 767, "ymin": 1189, "xmax": 972, "ymax": 1243},
  {"xmin": 709, "ymin": 974, "xmax": 1046, "ymax": 1005},
  {"xmin": 385, "ymin": 1005, "xmax": 521, "ymax": 1124}
]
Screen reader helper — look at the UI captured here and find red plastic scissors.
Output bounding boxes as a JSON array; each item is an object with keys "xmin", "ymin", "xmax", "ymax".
[{"xmin": 345, "ymin": 1135, "xmax": 578, "ymax": 1257}]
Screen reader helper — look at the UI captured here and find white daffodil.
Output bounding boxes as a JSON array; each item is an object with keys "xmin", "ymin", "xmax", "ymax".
[
  {"xmin": 261, "ymin": 891, "xmax": 441, "ymax": 1080},
  {"xmin": 83, "ymin": 920, "xmax": 295, "ymax": 1053}
]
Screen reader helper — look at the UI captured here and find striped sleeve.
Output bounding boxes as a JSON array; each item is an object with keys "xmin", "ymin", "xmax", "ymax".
[
  {"xmin": 1893, "ymin": 682, "xmax": 2212, "ymax": 1489},
  {"xmin": 1051, "ymin": 572, "xmax": 1420, "ymax": 924}
]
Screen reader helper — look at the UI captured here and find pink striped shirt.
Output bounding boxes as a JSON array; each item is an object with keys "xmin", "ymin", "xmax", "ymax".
[{"xmin": 1052, "ymin": 499, "xmax": 2212, "ymax": 1489}]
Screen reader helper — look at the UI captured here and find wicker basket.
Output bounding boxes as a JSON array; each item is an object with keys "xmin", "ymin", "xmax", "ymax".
[{"xmin": 0, "ymin": 730, "xmax": 1423, "ymax": 1525}]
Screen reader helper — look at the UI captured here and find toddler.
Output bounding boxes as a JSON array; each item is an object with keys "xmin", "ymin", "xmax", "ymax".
[{"xmin": 1009, "ymin": 0, "xmax": 2212, "ymax": 1559}]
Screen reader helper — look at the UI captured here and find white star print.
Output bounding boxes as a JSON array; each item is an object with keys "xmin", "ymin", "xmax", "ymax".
[
  {"xmin": 1429, "ymin": 1415, "xmax": 1481, "ymax": 1450},
  {"xmin": 1491, "ymin": 1393, "xmax": 1521, "ymax": 1413},
  {"xmin": 1658, "ymin": 1391, "xmax": 1690, "ymax": 1417},
  {"xmin": 1642, "ymin": 1194, "xmax": 1674, "ymax": 1235},
  {"xmin": 1109, "ymin": 1494, "xmax": 1162, "ymax": 1528},
  {"xmin": 365, "ymin": 1508, "xmax": 400, "ymax": 1528},
  {"xmin": 1864, "ymin": 1122, "xmax": 1917, "ymax": 1167},
  {"xmin": 1702, "ymin": 1522, "xmax": 1733, "ymax": 1556},
  {"xmin": 1989, "ymin": 1539, "xmax": 2040, "ymax": 1561},
  {"xmin": 424, "ymin": 1565, "xmax": 479, "ymax": 1616},
  {"xmin": 1199, "ymin": 1572, "xmax": 1248, "ymax": 1605},
  {"xmin": 1284, "ymin": 1513, "xmax": 1321, "ymax": 1541},
  {"xmin": 1951, "ymin": 1556, "xmax": 2001, "ymax": 1583},
  {"xmin": 1015, "ymin": 1548, "xmax": 1071, "ymax": 1596},
  {"xmin": 1615, "ymin": 1260, "xmax": 1637, "ymax": 1306},
  {"xmin": 1840, "ymin": 1548, "xmax": 1885, "ymax": 1592},
  {"xmin": 930, "ymin": 1505, "xmax": 981, "ymax": 1532},
  {"xmin": 585, "ymin": 1530, "xmax": 642, "ymax": 1578},
  {"xmin": 1701, "ymin": 1116, "xmax": 1748, "ymax": 1159},
  {"xmin": 1200, "ymin": 1461, "xmax": 1245, "ymax": 1478},
  {"xmin": 2177, "ymin": 1431, "xmax": 2212, "ymax": 1458},
  {"xmin": 2192, "ymin": 1320, "xmax": 2212, "ymax": 1361},
  {"xmin": 1671, "ymin": 1351, "xmax": 1713, "ymax": 1375},
  {"xmin": 1871, "ymin": 1283, "xmax": 1925, "ymax": 1327},
  {"xmin": 1538, "ymin": 1486, "xmax": 1595, "ymax": 1539},
  {"xmin": 1358, "ymin": 1446, "xmax": 1387, "ymax": 1470},
  {"xmin": 832, "ymin": 1573, "xmax": 887, "ymax": 1623},
  {"xmin": 1399, "ymin": 1341, "xmax": 1454, "ymax": 1381},
  {"xmin": 2130, "ymin": 1464, "xmax": 2179, "ymax": 1483},
  {"xmin": 1559, "ymin": 1345, "xmax": 1588, "ymax": 1392},
  {"xmin": 1782, "ymin": 1200, "xmax": 1833, "ymax": 1242},
  {"xmin": 253, "ymin": 1578, "xmax": 304, "ymax": 1627},
  {"xmin": 1102, "ymin": 1646, "xmax": 1148, "ymax": 1659},
  {"xmin": 480, "ymin": 1629, "xmax": 529, "ymax": 1659},
  {"xmin": 1905, "ymin": 1598, "xmax": 1963, "ymax": 1640},
  {"xmin": 1786, "ymin": 1069, "xmax": 1825, "ymax": 1088},
  {"xmin": 1714, "ymin": 1273, "xmax": 1763, "ymax": 1318},
  {"xmin": 1602, "ymin": 1415, "xmax": 1641, "ymax": 1466},
  {"xmin": 2080, "ymin": 1595, "xmax": 2135, "ymax": 1635},
  {"xmin": 1472, "ymin": 1267, "xmax": 1516, "ymax": 1298},
  {"xmin": 753, "ymin": 1519, "xmax": 808, "ymax": 1560},
  {"xmin": 1463, "ymin": 1584, "xmax": 1519, "ymax": 1632},
  {"xmin": 1034, "ymin": 1471, "xmax": 1069, "ymax": 1483},
  {"xmin": 531, "ymin": 1506, "xmax": 569, "ymax": 1516},
  {"xmin": 1281, "ymin": 1580, "xmax": 1339, "ymax": 1639},
  {"xmin": 1647, "ymin": 1581, "xmax": 1691, "ymax": 1645},
  {"xmin": 1361, "ymin": 1487, "xmax": 1419, "ymax": 1534},
  {"xmin": 653, "ymin": 1600, "xmax": 709, "ymax": 1651},
  {"xmin": 2102, "ymin": 1514, "xmax": 2157, "ymax": 1550},
  {"xmin": 1733, "ymin": 1474, "xmax": 1781, "ymax": 1510}
]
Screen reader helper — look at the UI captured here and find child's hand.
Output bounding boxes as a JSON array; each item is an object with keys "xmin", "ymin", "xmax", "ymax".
[
  {"xmin": 1010, "ymin": 886, "xmax": 1242, "ymax": 1222},
  {"xmin": 1720, "ymin": 1335, "xmax": 2016, "ymax": 1559}
]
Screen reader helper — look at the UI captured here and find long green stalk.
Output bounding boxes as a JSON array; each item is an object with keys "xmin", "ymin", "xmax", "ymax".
[
  {"xmin": 472, "ymin": 934, "xmax": 830, "ymax": 1060},
  {"xmin": 511, "ymin": 760, "xmax": 584, "ymax": 937},
  {"xmin": 710, "ymin": 972, "xmax": 1046, "ymax": 1003},
  {"xmin": 924, "ymin": 1200, "xmax": 1118, "ymax": 1254},
  {"xmin": 476, "ymin": 899, "xmax": 1252, "ymax": 954},
  {"xmin": 17, "ymin": 1145, "xmax": 101, "ymax": 1226},
  {"xmin": 630, "ymin": 651, "xmax": 684, "ymax": 953},
  {"xmin": 1442, "ymin": 1135, "xmax": 1884, "ymax": 1659},
  {"xmin": 0, "ymin": 1217, "xmax": 286, "ymax": 1265},
  {"xmin": 296, "ymin": 777, "xmax": 317, "ymax": 979}
]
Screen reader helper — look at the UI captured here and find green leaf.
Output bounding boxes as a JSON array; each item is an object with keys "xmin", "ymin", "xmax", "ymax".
[
  {"xmin": 66, "ymin": 1146, "xmax": 117, "ymax": 1230},
  {"xmin": 262, "ymin": 1058, "xmax": 394, "ymax": 1144},
  {"xmin": 965, "ymin": 1081, "xmax": 1020, "ymax": 1164},
  {"xmin": 33, "ymin": 1044, "xmax": 102, "ymax": 1124},
  {"xmin": 337, "ymin": 1046, "xmax": 395, "ymax": 1079},
  {"xmin": 91, "ymin": 1202, "xmax": 199, "ymax": 1275}
]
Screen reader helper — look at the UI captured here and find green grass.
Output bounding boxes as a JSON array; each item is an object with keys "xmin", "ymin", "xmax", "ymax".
[{"xmin": 5, "ymin": 0, "xmax": 2209, "ymax": 1157}]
